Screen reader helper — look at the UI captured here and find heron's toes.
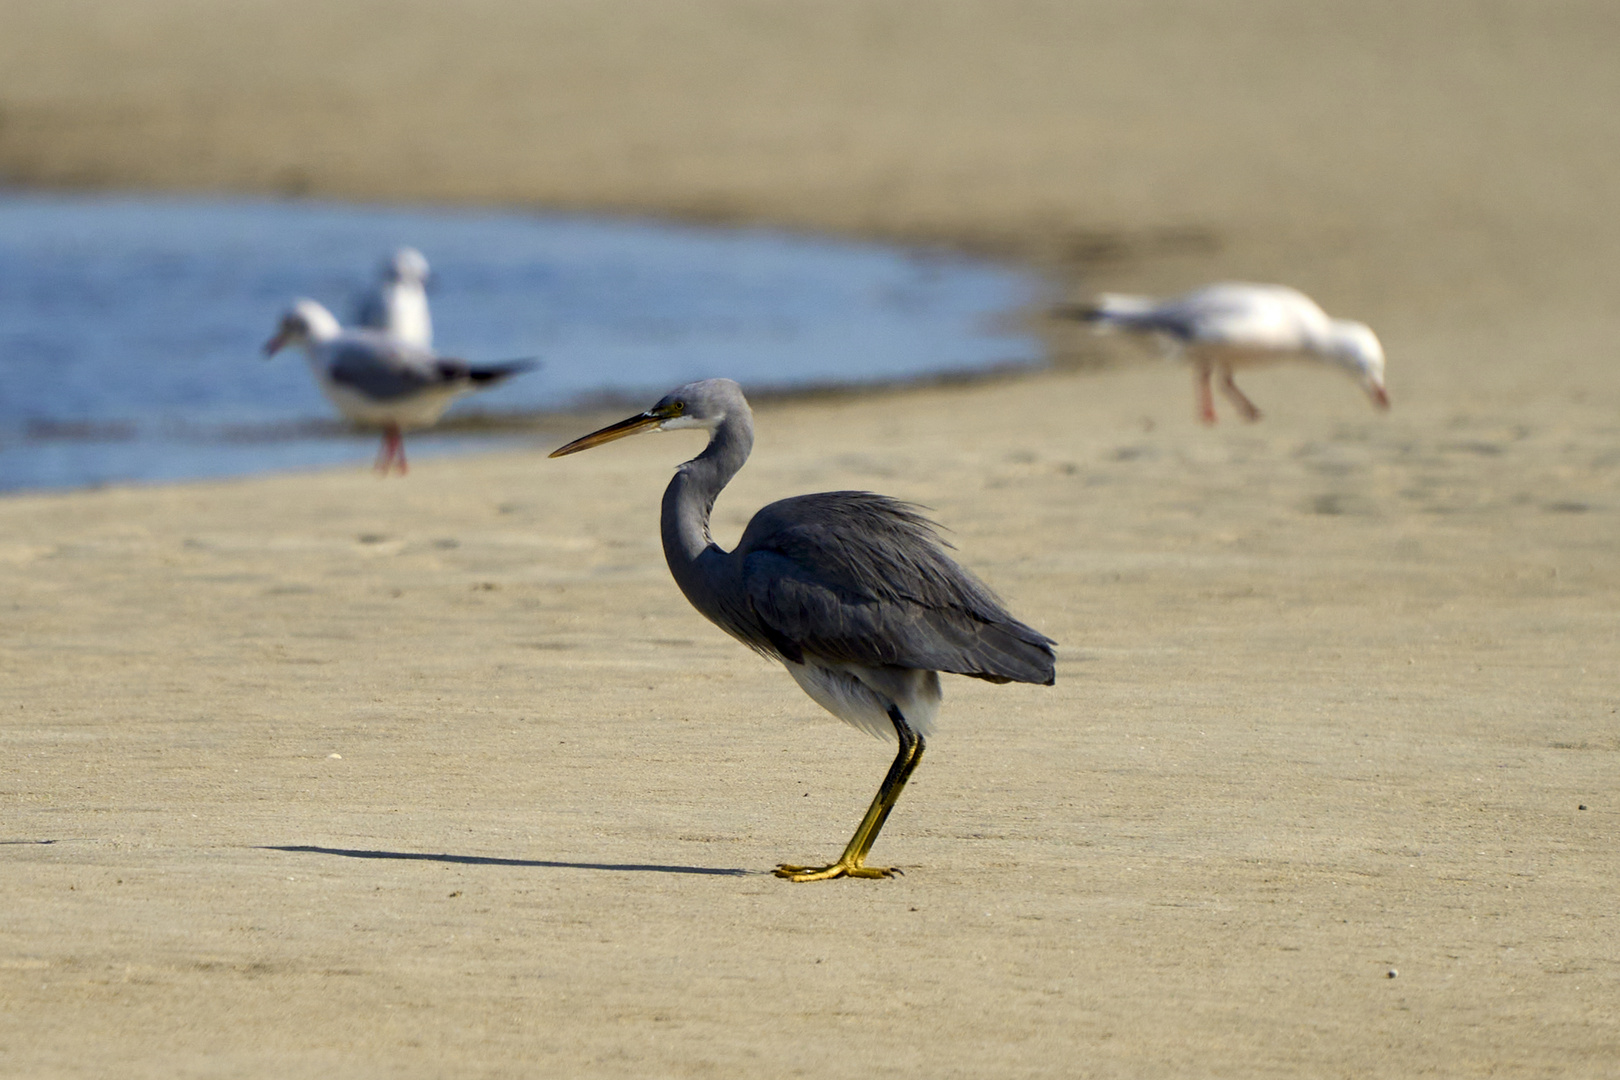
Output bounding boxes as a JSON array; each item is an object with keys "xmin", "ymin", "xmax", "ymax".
[
  {"xmin": 774, "ymin": 862, "xmax": 844, "ymax": 881},
  {"xmin": 772, "ymin": 861, "xmax": 901, "ymax": 882}
]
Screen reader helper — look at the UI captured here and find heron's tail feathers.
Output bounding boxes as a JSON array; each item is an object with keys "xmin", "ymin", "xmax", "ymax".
[{"xmin": 959, "ymin": 619, "xmax": 1057, "ymax": 687}]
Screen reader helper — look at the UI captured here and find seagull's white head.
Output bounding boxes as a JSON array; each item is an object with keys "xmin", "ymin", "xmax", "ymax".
[
  {"xmin": 1324, "ymin": 320, "xmax": 1389, "ymax": 409},
  {"xmin": 263, "ymin": 299, "xmax": 343, "ymax": 356},
  {"xmin": 383, "ymin": 247, "xmax": 430, "ymax": 285}
]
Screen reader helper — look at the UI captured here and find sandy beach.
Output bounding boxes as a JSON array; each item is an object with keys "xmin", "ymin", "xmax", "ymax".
[{"xmin": 3, "ymin": 2, "xmax": 1618, "ymax": 1076}]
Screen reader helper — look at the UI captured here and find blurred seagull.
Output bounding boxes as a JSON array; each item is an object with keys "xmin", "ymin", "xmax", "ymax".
[
  {"xmin": 550, "ymin": 378, "xmax": 1056, "ymax": 881},
  {"xmin": 1066, "ymin": 282, "xmax": 1388, "ymax": 423},
  {"xmin": 264, "ymin": 299, "xmax": 535, "ymax": 475},
  {"xmin": 356, "ymin": 247, "xmax": 433, "ymax": 349}
]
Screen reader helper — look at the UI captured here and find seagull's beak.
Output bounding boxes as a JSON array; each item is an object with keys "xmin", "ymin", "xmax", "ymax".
[
  {"xmin": 1369, "ymin": 383, "xmax": 1390, "ymax": 409},
  {"xmin": 549, "ymin": 408, "xmax": 668, "ymax": 457},
  {"xmin": 262, "ymin": 328, "xmax": 291, "ymax": 357}
]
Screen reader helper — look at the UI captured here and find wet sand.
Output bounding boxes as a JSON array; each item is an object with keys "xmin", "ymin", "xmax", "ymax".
[{"xmin": 3, "ymin": 2, "xmax": 1619, "ymax": 1076}]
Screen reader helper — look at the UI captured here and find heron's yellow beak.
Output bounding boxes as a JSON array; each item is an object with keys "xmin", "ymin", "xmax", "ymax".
[{"xmin": 549, "ymin": 406, "xmax": 672, "ymax": 457}]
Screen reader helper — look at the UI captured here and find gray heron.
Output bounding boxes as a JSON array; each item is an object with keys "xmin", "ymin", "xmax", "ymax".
[
  {"xmin": 356, "ymin": 247, "xmax": 434, "ymax": 350},
  {"xmin": 264, "ymin": 299, "xmax": 535, "ymax": 474},
  {"xmin": 549, "ymin": 378, "xmax": 1056, "ymax": 881},
  {"xmin": 1065, "ymin": 282, "xmax": 1388, "ymax": 423}
]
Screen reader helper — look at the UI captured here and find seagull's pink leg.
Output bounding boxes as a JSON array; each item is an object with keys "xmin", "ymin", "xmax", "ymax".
[
  {"xmin": 1217, "ymin": 366, "xmax": 1262, "ymax": 422},
  {"xmin": 1195, "ymin": 362, "xmax": 1217, "ymax": 425},
  {"xmin": 376, "ymin": 424, "xmax": 406, "ymax": 476}
]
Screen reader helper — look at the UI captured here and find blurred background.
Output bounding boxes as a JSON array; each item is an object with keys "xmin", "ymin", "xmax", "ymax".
[{"xmin": 1, "ymin": 0, "xmax": 1618, "ymax": 486}]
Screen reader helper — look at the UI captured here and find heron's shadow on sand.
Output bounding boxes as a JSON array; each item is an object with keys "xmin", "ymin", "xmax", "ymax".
[{"xmin": 264, "ymin": 844, "xmax": 753, "ymax": 877}]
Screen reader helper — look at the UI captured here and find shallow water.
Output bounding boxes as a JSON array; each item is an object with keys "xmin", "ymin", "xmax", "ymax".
[{"xmin": 0, "ymin": 193, "xmax": 1040, "ymax": 491}]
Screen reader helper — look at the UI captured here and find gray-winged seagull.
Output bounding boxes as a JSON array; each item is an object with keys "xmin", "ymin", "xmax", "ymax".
[{"xmin": 264, "ymin": 298, "xmax": 535, "ymax": 475}]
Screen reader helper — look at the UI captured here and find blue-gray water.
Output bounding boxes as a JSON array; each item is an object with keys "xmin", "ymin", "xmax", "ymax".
[{"xmin": 0, "ymin": 193, "xmax": 1041, "ymax": 492}]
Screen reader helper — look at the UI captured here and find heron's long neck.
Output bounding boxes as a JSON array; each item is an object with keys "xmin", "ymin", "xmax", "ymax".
[{"xmin": 661, "ymin": 413, "xmax": 753, "ymax": 582}]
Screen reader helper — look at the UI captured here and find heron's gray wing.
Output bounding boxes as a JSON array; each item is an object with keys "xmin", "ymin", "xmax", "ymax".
[
  {"xmin": 739, "ymin": 492, "xmax": 1055, "ymax": 685},
  {"xmin": 326, "ymin": 340, "xmax": 438, "ymax": 402}
]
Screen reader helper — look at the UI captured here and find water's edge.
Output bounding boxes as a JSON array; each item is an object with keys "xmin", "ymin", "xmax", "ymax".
[{"xmin": 0, "ymin": 192, "xmax": 1047, "ymax": 492}]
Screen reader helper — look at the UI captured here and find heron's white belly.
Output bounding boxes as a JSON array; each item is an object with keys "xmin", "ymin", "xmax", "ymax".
[
  {"xmin": 783, "ymin": 660, "xmax": 941, "ymax": 741},
  {"xmin": 319, "ymin": 381, "xmax": 467, "ymax": 429}
]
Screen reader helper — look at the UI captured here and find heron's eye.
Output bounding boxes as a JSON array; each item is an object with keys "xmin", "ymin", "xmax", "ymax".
[{"xmin": 670, "ymin": 400, "xmax": 686, "ymax": 415}]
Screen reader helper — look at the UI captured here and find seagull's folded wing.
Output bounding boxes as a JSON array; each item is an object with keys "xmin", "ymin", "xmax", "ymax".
[{"xmin": 327, "ymin": 340, "xmax": 439, "ymax": 401}]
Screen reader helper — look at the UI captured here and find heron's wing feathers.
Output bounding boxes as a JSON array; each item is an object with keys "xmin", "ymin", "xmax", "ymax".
[{"xmin": 740, "ymin": 492, "xmax": 1055, "ymax": 685}]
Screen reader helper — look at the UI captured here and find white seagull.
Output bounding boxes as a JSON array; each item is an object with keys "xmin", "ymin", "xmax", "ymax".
[
  {"xmin": 1071, "ymin": 282, "xmax": 1389, "ymax": 423},
  {"xmin": 264, "ymin": 299, "xmax": 535, "ymax": 475},
  {"xmin": 355, "ymin": 247, "xmax": 433, "ymax": 350}
]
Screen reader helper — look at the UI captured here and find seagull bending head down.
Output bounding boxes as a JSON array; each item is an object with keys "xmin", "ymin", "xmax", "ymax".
[{"xmin": 1067, "ymin": 282, "xmax": 1390, "ymax": 423}]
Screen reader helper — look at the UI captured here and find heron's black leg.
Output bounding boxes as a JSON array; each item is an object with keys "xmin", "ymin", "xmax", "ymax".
[
  {"xmin": 774, "ymin": 705, "xmax": 925, "ymax": 882},
  {"xmin": 850, "ymin": 707, "xmax": 925, "ymax": 863}
]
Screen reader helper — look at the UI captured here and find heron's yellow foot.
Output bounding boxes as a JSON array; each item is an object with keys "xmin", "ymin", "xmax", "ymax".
[{"xmin": 773, "ymin": 861, "xmax": 901, "ymax": 882}]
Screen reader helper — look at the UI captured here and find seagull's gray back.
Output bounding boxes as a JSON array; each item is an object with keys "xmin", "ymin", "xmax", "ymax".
[
  {"xmin": 325, "ymin": 335, "xmax": 441, "ymax": 402},
  {"xmin": 1155, "ymin": 283, "xmax": 1326, "ymax": 345}
]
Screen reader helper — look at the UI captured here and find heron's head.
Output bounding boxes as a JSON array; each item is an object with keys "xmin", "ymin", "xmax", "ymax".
[
  {"xmin": 263, "ymin": 299, "xmax": 342, "ymax": 356},
  {"xmin": 1324, "ymin": 320, "xmax": 1389, "ymax": 409},
  {"xmin": 549, "ymin": 378, "xmax": 750, "ymax": 457},
  {"xmin": 383, "ymin": 247, "xmax": 430, "ymax": 285}
]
